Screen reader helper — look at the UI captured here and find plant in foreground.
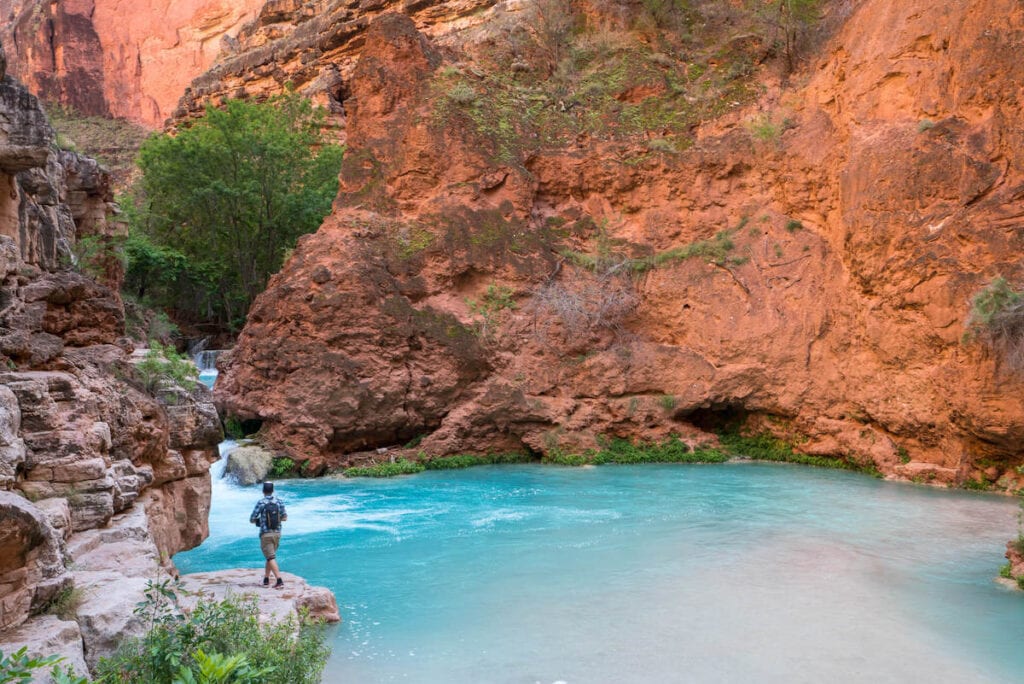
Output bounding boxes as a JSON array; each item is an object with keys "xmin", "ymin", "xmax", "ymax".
[
  {"xmin": 95, "ymin": 578, "xmax": 329, "ymax": 684},
  {"xmin": 0, "ymin": 647, "xmax": 87, "ymax": 684}
]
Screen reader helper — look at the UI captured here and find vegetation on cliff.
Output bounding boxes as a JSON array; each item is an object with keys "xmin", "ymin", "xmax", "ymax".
[
  {"xmin": 966, "ymin": 276, "xmax": 1024, "ymax": 373},
  {"xmin": 125, "ymin": 94, "xmax": 343, "ymax": 331},
  {"xmin": 96, "ymin": 580, "xmax": 329, "ymax": 684},
  {"xmin": 0, "ymin": 648, "xmax": 86, "ymax": 684}
]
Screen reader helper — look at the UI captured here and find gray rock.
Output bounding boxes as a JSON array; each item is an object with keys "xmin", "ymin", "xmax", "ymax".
[
  {"xmin": 0, "ymin": 491, "xmax": 69, "ymax": 631},
  {"xmin": 0, "ymin": 384, "xmax": 25, "ymax": 490},
  {"xmin": 224, "ymin": 444, "xmax": 275, "ymax": 486},
  {"xmin": 179, "ymin": 569, "xmax": 341, "ymax": 624},
  {"xmin": 0, "ymin": 614, "xmax": 89, "ymax": 683}
]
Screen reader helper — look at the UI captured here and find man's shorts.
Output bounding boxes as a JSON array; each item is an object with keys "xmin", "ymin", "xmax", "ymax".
[{"xmin": 260, "ymin": 531, "xmax": 281, "ymax": 560}]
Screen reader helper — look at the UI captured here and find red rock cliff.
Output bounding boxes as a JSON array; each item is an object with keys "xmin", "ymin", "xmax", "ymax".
[
  {"xmin": 216, "ymin": 0, "xmax": 1024, "ymax": 488},
  {"xmin": 0, "ymin": 0, "xmax": 264, "ymax": 126}
]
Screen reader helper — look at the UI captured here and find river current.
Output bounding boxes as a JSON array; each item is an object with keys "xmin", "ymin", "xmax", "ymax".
[{"xmin": 174, "ymin": 438, "xmax": 1024, "ymax": 684}]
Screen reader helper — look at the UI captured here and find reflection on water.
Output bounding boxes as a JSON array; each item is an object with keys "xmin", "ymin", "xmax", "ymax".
[{"xmin": 177, "ymin": 460, "xmax": 1024, "ymax": 684}]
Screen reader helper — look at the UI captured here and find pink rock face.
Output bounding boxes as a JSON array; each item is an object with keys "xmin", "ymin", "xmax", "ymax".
[
  {"xmin": 0, "ymin": 0, "xmax": 264, "ymax": 126},
  {"xmin": 218, "ymin": 3, "xmax": 1024, "ymax": 486}
]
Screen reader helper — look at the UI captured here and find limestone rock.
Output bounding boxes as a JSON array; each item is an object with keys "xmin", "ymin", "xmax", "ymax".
[
  {"xmin": 141, "ymin": 475, "xmax": 213, "ymax": 564},
  {"xmin": 179, "ymin": 569, "xmax": 341, "ymax": 624},
  {"xmin": 224, "ymin": 444, "xmax": 274, "ymax": 486},
  {"xmin": 0, "ymin": 491, "xmax": 69, "ymax": 631},
  {"xmin": 0, "ymin": 614, "xmax": 89, "ymax": 682},
  {"xmin": 0, "ymin": 385, "xmax": 26, "ymax": 490},
  {"xmin": 66, "ymin": 505, "xmax": 164, "ymax": 670}
]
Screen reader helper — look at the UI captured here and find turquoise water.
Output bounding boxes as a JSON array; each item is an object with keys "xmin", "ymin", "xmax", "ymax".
[{"xmin": 176, "ymin": 448, "xmax": 1024, "ymax": 683}]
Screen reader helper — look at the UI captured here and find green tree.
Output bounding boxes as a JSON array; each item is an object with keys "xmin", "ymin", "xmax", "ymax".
[{"xmin": 133, "ymin": 94, "xmax": 343, "ymax": 329}]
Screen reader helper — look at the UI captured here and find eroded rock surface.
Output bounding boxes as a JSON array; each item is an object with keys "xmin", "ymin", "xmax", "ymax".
[{"xmin": 217, "ymin": 2, "xmax": 1024, "ymax": 488}]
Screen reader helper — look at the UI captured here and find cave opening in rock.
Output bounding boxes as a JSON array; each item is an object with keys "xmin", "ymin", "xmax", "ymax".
[{"xmin": 682, "ymin": 405, "xmax": 748, "ymax": 433}]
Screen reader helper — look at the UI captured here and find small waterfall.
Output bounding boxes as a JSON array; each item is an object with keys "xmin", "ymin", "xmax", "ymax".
[
  {"xmin": 192, "ymin": 347, "xmax": 226, "ymax": 389},
  {"xmin": 194, "ymin": 349, "xmax": 222, "ymax": 371}
]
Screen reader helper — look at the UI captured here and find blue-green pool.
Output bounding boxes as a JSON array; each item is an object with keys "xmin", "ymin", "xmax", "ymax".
[{"xmin": 176, "ymin": 449, "xmax": 1024, "ymax": 683}]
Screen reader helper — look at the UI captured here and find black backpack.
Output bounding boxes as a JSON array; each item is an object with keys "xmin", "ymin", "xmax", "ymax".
[{"xmin": 262, "ymin": 500, "xmax": 282, "ymax": 530}]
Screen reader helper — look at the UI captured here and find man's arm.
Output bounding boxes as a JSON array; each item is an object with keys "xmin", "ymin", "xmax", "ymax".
[
  {"xmin": 250, "ymin": 501, "xmax": 263, "ymax": 525},
  {"xmin": 280, "ymin": 499, "xmax": 287, "ymax": 522}
]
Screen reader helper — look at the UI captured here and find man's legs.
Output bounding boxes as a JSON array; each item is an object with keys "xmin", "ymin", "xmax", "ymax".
[
  {"xmin": 260, "ymin": 532, "xmax": 282, "ymax": 585},
  {"xmin": 265, "ymin": 557, "xmax": 281, "ymax": 580}
]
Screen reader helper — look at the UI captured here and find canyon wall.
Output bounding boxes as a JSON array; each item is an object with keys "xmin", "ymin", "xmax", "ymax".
[
  {"xmin": 216, "ymin": 0, "xmax": 1024, "ymax": 487},
  {"xmin": 0, "ymin": 46, "xmax": 222, "ymax": 672},
  {"xmin": 0, "ymin": 0, "xmax": 264, "ymax": 126}
]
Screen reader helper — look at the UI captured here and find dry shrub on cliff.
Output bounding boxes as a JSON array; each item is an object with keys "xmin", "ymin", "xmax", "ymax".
[
  {"xmin": 533, "ymin": 270, "xmax": 639, "ymax": 338},
  {"xmin": 967, "ymin": 277, "xmax": 1024, "ymax": 372}
]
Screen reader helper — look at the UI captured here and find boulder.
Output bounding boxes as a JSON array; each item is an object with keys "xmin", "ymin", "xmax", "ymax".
[{"xmin": 224, "ymin": 444, "xmax": 275, "ymax": 486}]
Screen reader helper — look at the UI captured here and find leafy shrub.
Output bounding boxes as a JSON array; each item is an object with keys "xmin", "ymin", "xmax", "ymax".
[
  {"xmin": 748, "ymin": 114, "xmax": 782, "ymax": 143},
  {"xmin": 657, "ymin": 395, "xmax": 677, "ymax": 411},
  {"xmin": 344, "ymin": 459, "xmax": 426, "ymax": 478},
  {"xmin": 1000, "ymin": 563, "xmax": 1013, "ymax": 579},
  {"xmin": 966, "ymin": 277, "xmax": 1024, "ymax": 372},
  {"xmin": 0, "ymin": 647, "xmax": 87, "ymax": 684},
  {"xmin": 717, "ymin": 431, "xmax": 880, "ymax": 474},
  {"xmin": 446, "ymin": 82, "xmax": 478, "ymax": 105},
  {"xmin": 135, "ymin": 341, "xmax": 199, "ymax": 394},
  {"xmin": 652, "ymin": 230, "xmax": 739, "ymax": 267},
  {"xmin": 96, "ymin": 579, "xmax": 329, "ymax": 684},
  {"xmin": 543, "ymin": 450, "xmax": 591, "ymax": 466},
  {"xmin": 270, "ymin": 457, "xmax": 295, "ymax": 478},
  {"xmin": 424, "ymin": 453, "xmax": 533, "ymax": 470},
  {"xmin": 592, "ymin": 437, "xmax": 729, "ymax": 465},
  {"xmin": 467, "ymin": 284, "xmax": 517, "ymax": 339}
]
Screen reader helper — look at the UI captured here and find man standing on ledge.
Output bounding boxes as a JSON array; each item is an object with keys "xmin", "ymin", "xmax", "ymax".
[{"xmin": 250, "ymin": 481, "xmax": 288, "ymax": 589}]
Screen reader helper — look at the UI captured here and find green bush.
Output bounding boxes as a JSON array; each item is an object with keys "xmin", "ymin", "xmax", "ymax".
[
  {"xmin": 592, "ymin": 437, "xmax": 728, "ymax": 465},
  {"xmin": 0, "ymin": 647, "xmax": 87, "ymax": 684},
  {"xmin": 95, "ymin": 579, "xmax": 329, "ymax": 684},
  {"xmin": 344, "ymin": 459, "xmax": 426, "ymax": 478},
  {"xmin": 717, "ymin": 431, "xmax": 879, "ymax": 475},
  {"xmin": 424, "ymin": 453, "xmax": 533, "ymax": 470},
  {"xmin": 270, "ymin": 457, "xmax": 295, "ymax": 478},
  {"xmin": 135, "ymin": 341, "xmax": 199, "ymax": 394},
  {"xmin": 1000, "ymin": 563, "xmax": 1013, "ymax": 579},
  {"xmin": 966, "ymin": 277, "xmax": 1024, "ymax": 372},
  {"xmin": 132, "ymin": 94, "xmax": 343, "ymax": 330}
]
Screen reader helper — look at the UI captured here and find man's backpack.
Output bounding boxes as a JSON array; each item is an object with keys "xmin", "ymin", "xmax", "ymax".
[{"xmin": 262, "ymin": 500, "xmax": 282, "ymax": 531}]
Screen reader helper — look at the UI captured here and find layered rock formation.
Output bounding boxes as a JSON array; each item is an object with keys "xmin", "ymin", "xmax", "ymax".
[
  {"xmin": 217, "ymin": 0, "xmax": 1024, "ymax": 489},
  {"xmin": 0, "ymin": 0, "xmax": 265, "ymax": 126},
  {"xmin": 172, "ymin": 0, "xmax": 498, "ymax": 133},
  {"xmin": 0, "ymin": 48, "xmax": 224, "ymax": 673}
]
